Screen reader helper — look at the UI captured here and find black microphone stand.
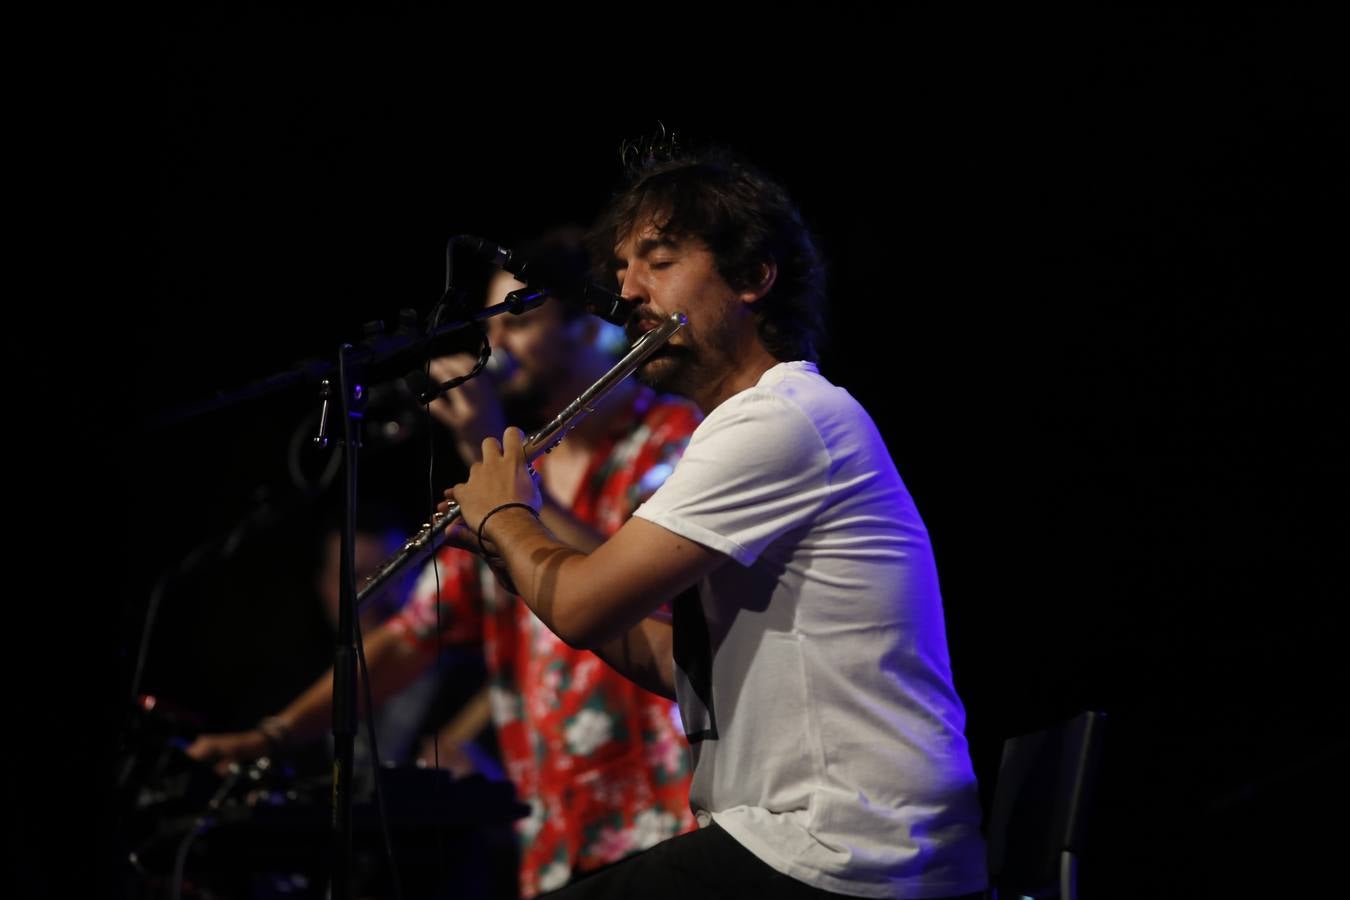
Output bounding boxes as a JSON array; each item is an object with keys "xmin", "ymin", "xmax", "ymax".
[{"xmin": 329, "ymin": 343, "xmax": 363, "ymax": 900}]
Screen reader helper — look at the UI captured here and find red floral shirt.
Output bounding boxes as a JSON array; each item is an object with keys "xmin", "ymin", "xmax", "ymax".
[{"xmin": 388, "ymin": 389, "xmax": 700, "ymax": 897}]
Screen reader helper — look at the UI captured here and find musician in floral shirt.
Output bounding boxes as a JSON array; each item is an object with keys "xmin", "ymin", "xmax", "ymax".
[
  {"xmin": 388, "ymin": 263, "xmax": 700, "ymax": 897},
  {"xmin": 393, "ymin": 384, "xmax": 698, "ymax": 895}
]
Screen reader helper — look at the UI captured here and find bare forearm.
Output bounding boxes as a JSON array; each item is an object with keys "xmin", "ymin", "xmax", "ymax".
[
  {"xmin": 488, "ymin": 514, "xmax": 676, "ymax": 694},
  {"xmin": 486, "ymin": 509, "xmax": 650, "ymax": 648},
  {"xmin": 450, "ymin": 427, "xmax": 726, "ymax": 649},
  {"xmin": 436, "ymin": 686, "xmax": 492, "ymax": 744},
  {"xmin": 481, "ymin": 508, "xmax": 722, "ymax": 650},
  {"xmin": 490, "ymin": 510, "xmax": 596, "ymax": 646},
  {"xmin": 539, "ymin": 493, "xmax": 606, "ymax": 553},
  {"xmin": 275, "ymin": 626, "xmax": 436, "ymax": 745},
  {"xmin": 592, "ymin": 618, "xmax": 675, "ymax": 699}
]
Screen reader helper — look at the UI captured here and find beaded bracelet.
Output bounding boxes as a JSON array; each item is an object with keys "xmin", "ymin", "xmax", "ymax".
[{"xmin": 476, "ymin": 502, "xmax": 539, "ymax": 551}]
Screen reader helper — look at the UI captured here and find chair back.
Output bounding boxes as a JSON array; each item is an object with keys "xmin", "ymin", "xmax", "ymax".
[{"xmin": 985, "ymin": 709, "xmax": 1107, "ymax": 898}]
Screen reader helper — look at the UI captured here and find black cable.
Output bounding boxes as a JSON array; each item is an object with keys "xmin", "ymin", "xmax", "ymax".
[{"xmin": 169, "ymin": 762, "xmax": 245, "ymax": 900}]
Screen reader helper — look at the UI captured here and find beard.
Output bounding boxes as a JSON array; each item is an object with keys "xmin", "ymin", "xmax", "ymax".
[
  {"xmin": 632, "ymin": 309, "xmax": 738, "ymax": 401},
  {"xmin": 634, "ymin": 346, "xmax": 695, "ymax": 395}
]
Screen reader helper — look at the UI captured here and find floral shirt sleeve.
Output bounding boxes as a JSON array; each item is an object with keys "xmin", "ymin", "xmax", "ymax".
[{"xmin": 387, "ymin": 390, "xmax": 702, "ymax": 898}]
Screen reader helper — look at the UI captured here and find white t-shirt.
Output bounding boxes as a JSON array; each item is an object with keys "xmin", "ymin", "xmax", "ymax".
[{"xmin": 635, "ymin": 361, "xmax": 987, "ymax": 898}]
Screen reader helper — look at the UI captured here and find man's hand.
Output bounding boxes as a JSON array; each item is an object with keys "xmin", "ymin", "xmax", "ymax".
[
  {"xmin": 425, "ymin": 354, "xmax": 507, "ymax": 466},
  {"xmin": 415, "ymin": 734, "xmax": 481, "ymax": 778},
  {"xmin": 443, "ymin": 427, "xmax": 542, "ymax": 543},
  {"xmin": 185, "ymin": 730, "xmax": 269, "ymax": 775}
]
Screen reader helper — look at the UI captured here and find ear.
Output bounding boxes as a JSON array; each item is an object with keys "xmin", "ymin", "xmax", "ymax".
[{"xmin": 737, "ymin": 260, "xmax": 778, "ymax": 305}]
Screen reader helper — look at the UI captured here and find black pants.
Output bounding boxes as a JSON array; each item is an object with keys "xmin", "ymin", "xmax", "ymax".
[{"xmin": 539, "ymin": 821, "xmax": 985, "ymax": 900}]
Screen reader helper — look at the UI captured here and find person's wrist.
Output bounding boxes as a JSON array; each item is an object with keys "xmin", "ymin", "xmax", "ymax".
[
  {"xmin": 256, "ymin": 715, "xmax": 294, "ymax": 754},
  {"xmin": 476, "ymin": 502, "xmax": 539, "ymax": 550}
]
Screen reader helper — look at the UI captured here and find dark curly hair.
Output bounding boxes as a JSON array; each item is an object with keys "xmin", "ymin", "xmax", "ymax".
[{"xmin": 589, "ymin": 139, "xmax": 827, "ymax": 363}]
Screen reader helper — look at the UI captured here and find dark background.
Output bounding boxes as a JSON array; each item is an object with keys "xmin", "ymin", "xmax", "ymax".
[{"xmin": 20, "ymin": 8, "xmax": 1345, "ymax": 899}]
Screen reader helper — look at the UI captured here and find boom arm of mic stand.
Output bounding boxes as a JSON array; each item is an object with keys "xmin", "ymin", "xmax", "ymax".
[{"xmin": 146, "ymin": 297, "xmax": 541, "ymax": 431}]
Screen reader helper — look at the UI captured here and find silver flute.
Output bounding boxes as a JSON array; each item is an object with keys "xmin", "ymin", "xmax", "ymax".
[{"xmin": 357, "ymin": 311, "xmax": 687, "ymax": 608}]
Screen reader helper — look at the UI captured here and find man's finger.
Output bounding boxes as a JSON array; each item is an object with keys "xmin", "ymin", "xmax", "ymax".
[
  {"xmin": 428, "ymin": 354, "xmax": 476, "ymax": 380},
  {"xmin": 502, "ymin": 426, "xmax": 527, "ymax": 459}
]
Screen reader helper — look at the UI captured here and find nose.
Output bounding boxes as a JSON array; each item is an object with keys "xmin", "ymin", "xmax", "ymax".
[{"xmin": 618, "ymin": 266, "xmax": 652, "ymax": 311}]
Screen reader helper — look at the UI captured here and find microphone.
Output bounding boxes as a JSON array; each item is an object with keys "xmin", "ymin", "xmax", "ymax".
[
  {"xmin": 484, "ymin": 345, "xmax": 517, "ymax": 381},
  {"xmin": 454, "ymin": 234, "xmax": 636, "ymax": 326}
]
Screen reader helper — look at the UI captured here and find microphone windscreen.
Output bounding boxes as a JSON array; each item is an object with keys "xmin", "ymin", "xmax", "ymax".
[{"xmin": 484, "ymin": 347, "xmax": 517, "ymax": 381}]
